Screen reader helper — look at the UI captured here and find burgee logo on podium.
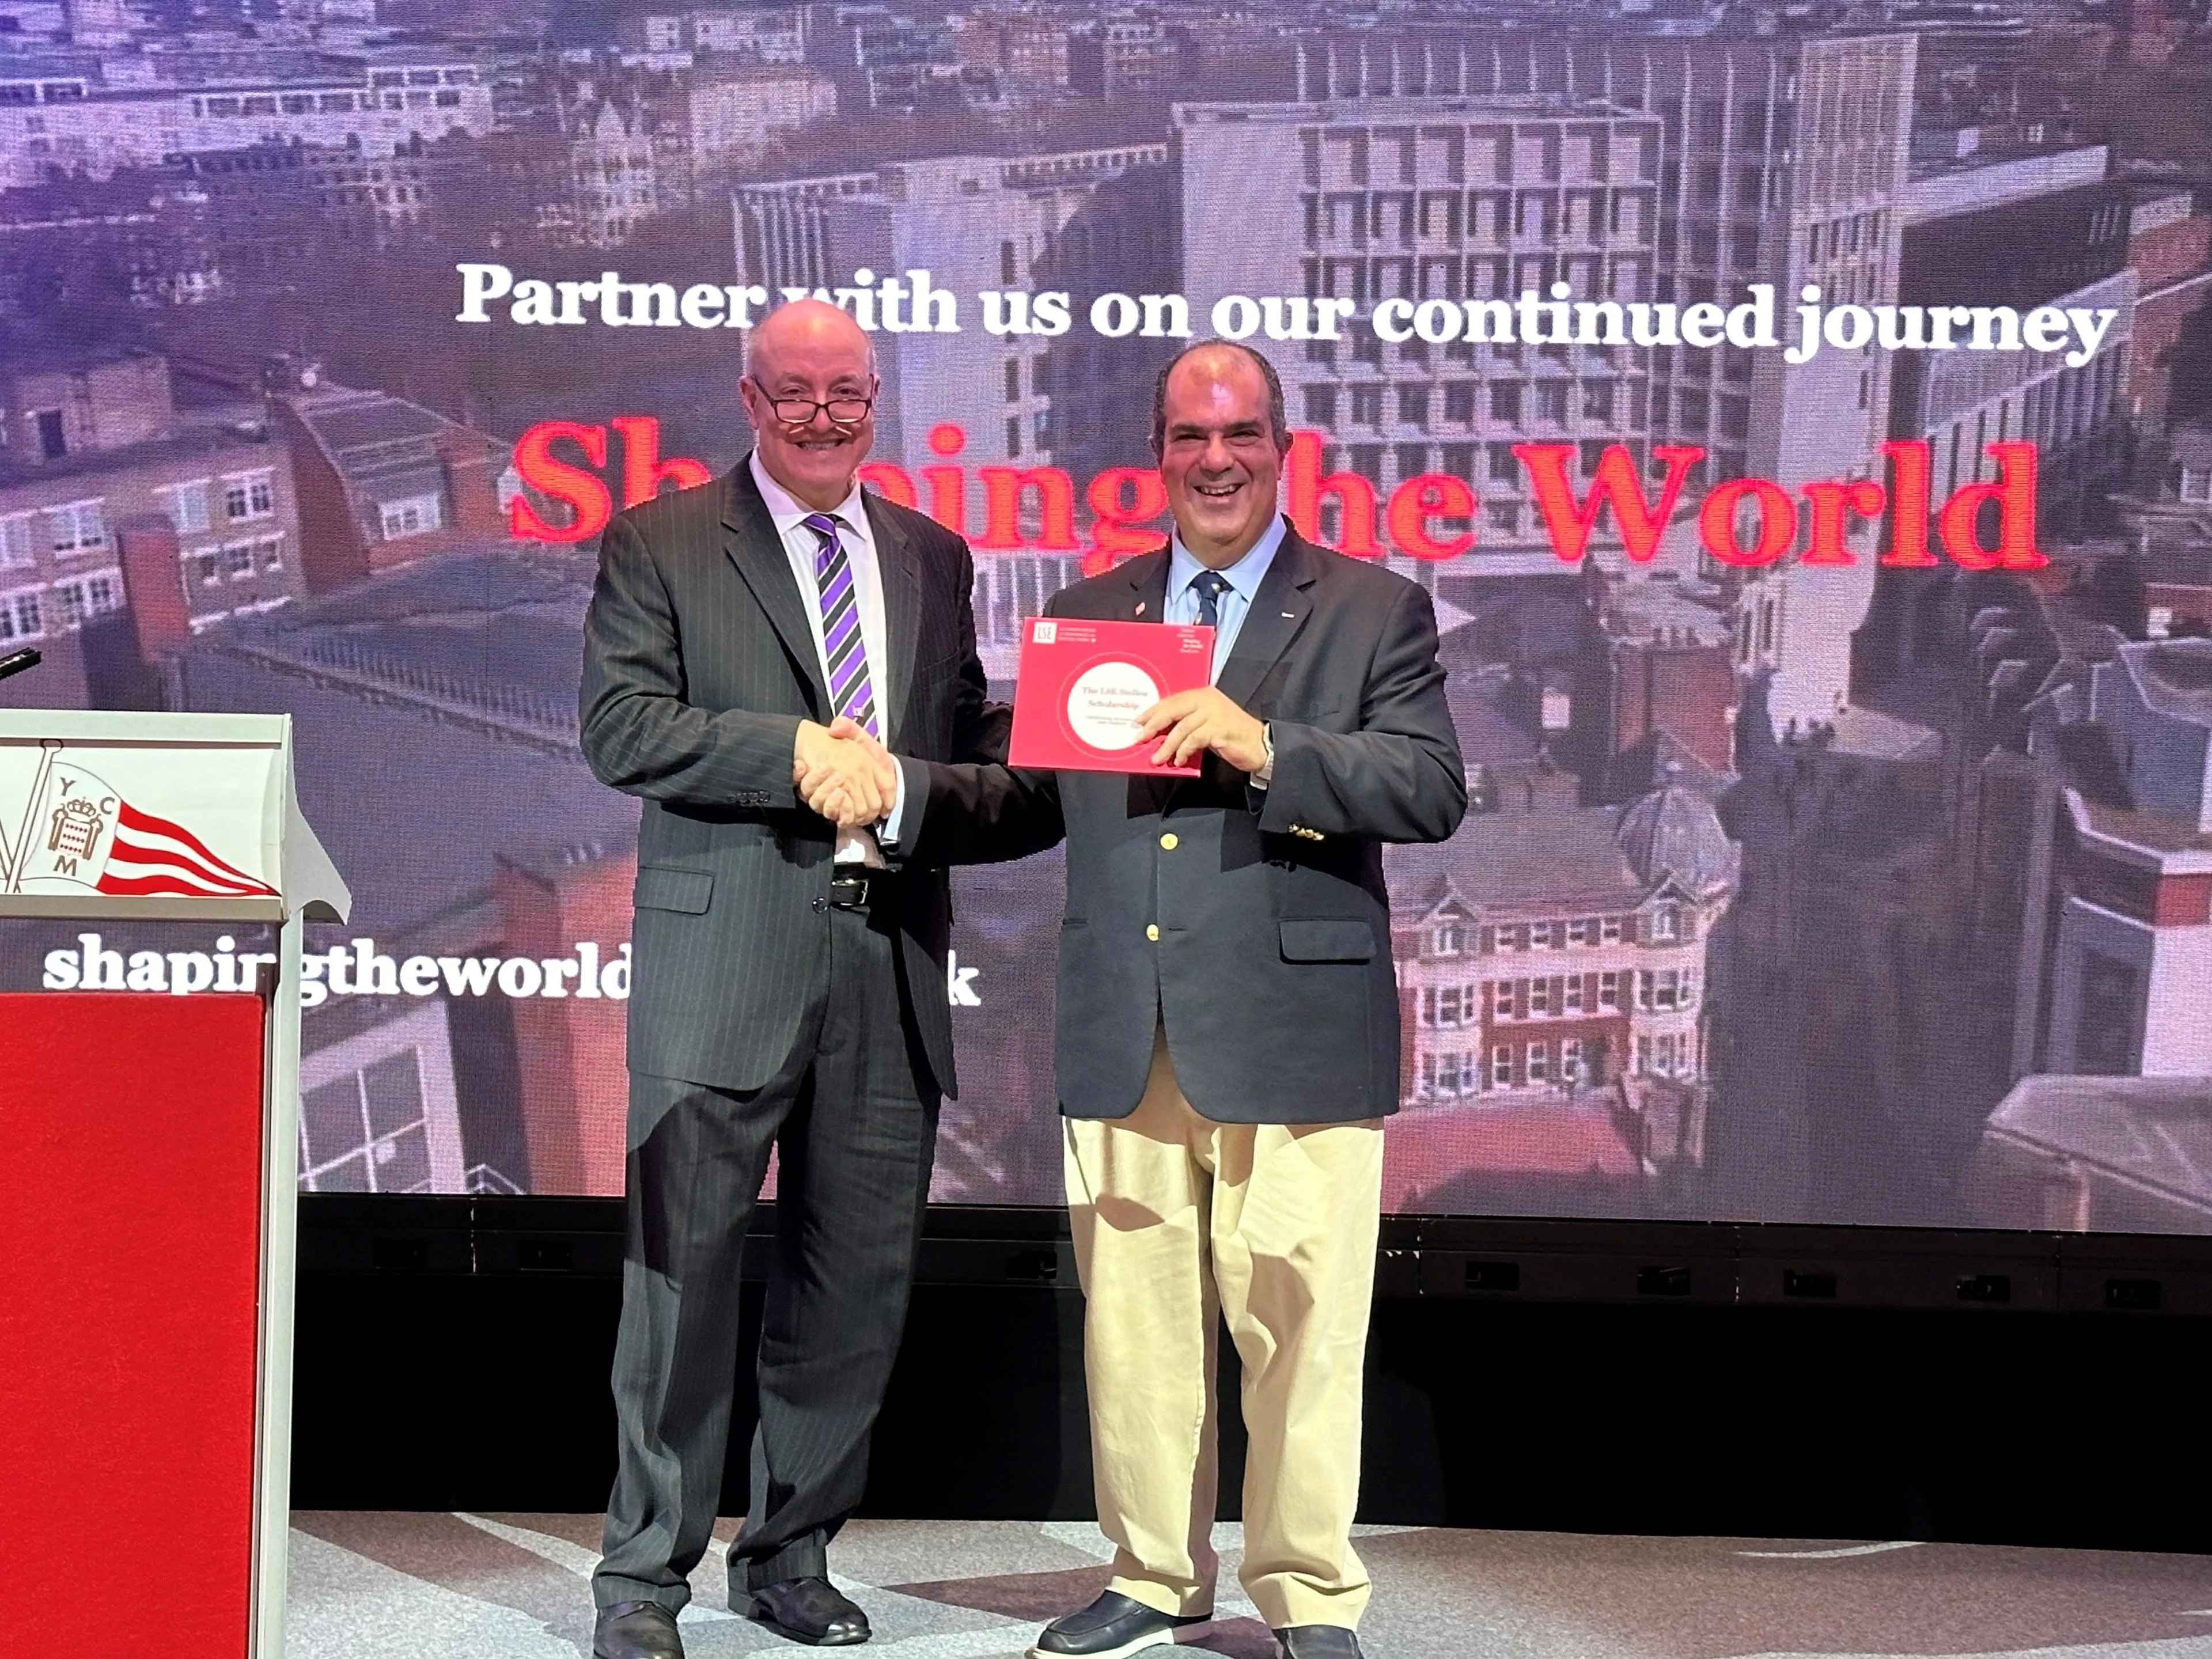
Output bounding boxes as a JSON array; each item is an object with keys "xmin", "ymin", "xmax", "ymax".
[{"xmin": 43, "ymin": 933, "xmax": 633, "ymax": 1007}]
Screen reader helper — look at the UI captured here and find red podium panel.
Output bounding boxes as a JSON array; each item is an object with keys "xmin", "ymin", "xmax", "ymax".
[{"xmin": 0, "ymin": 991, "xmax": 267, "ymax": 1658}]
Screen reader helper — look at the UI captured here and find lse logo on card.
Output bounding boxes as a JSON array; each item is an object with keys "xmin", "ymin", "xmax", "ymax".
[{"xmin": 1032, "ymin": 620, "xmax": 1056, "ymax": 645}]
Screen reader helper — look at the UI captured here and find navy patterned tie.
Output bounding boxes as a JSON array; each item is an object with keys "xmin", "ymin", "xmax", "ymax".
[
  {"xmin": 803, "ymin": 512, "xmax": 879, "ymax": 738},
  {"xmin": 1191, "ymin": 570, "xmax": 1231, "ymax": 630}
]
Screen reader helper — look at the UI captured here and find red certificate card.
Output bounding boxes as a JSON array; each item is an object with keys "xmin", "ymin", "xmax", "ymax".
[{"xmin": 1008, "ymin": 616, "xmax": 1215, "ymax": 775}]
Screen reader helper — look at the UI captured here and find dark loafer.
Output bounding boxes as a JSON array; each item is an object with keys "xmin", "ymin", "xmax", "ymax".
[
  {"xmin": 1028, "ymin": 1589, "xmax": 1209, "ymax": 1658},
  {"xmin": 1275, "ymin": 1626, "xmax": 1365, "ymax": 1659},
  {"xmin": 594, "ymin": 1599, "xmax": 684, "ymax": 1659},
  {"xmin": 747, "ymin": 1576, "xmax": 871, "ymax": 1646}
]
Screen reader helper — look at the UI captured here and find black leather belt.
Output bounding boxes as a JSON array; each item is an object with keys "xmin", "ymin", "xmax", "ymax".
[{"xmin": 827, "ymin": 870, "xmax": 885, "ymax": 911}]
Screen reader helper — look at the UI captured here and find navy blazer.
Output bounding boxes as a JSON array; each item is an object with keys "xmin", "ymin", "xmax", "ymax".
[{"xmin": 911, "ymin": 526, "xmax": 1467, "ymax": 1125}]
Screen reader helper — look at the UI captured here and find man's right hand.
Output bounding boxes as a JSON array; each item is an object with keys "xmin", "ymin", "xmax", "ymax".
[{"xmin": 793, "ymin": 719, "xmax": 895, "ymax": 827}]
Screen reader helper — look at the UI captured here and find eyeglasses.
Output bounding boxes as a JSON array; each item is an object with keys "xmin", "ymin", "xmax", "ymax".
[{"xmin": 757, "ymin": 388, "xmax": 874, "ymax": 427}]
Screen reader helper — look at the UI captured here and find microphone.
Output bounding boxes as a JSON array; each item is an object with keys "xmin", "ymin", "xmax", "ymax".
[{"xmin": 0, "ymin": 648, "xmax": 39, "ymax": 683}]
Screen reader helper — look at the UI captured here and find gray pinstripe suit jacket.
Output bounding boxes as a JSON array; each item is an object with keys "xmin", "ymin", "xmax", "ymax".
[{"xmin": 579, "ymin": 457, "xmax": 1007, "ymax": 1099}]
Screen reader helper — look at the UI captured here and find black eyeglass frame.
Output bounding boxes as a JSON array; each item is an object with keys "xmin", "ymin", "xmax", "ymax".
[{"xmin": 748, "ymin": 377, "xmax": 877, "ymax": 428}]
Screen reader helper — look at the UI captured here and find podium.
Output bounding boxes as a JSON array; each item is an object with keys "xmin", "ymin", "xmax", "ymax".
[{"xmin": 0, "ymin": 711, "xmax": 348, "ymax": 1659}]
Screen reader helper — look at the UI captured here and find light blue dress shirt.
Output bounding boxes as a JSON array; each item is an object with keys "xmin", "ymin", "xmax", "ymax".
[{"xmin": 1164, "ymin": 513, "xmax": 1287, "ymax": 684}]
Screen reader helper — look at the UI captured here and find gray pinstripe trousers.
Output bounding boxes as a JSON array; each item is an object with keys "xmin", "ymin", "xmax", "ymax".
[{"xmin": 595, "ymin": 899, "xmax": 941, "ymax": 1611}]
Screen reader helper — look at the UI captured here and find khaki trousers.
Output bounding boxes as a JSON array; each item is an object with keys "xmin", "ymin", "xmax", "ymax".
[{"xmin": 1062, "ymin": 1028, "xmax": 1384, "ymax": 1631}]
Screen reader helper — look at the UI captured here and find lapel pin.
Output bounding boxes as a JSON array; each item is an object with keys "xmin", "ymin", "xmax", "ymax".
[
  {"xmin": 1282, "ymin": 611, "xmax": 1296, "ymax": 618},
  {"xmin": 1135, "ymin": 602, "xmax": 1147, "ymax": 616}
]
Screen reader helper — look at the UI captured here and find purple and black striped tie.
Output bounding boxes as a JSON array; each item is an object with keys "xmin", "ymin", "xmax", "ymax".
[{"xmin": 802, "ymin": 512, "xmax": 880, "ymax": 738}]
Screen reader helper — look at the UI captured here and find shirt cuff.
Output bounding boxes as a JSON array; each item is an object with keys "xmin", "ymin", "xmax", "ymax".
[
  {"xmin": 878, "ymin": 753, "xmax": 912, "ymax": 847},
  {"xmin": 1251, "ymin": 722, "xmax": 1274, "ymax": 789}
]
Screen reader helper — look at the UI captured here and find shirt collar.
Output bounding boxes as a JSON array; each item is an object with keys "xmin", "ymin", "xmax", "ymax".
[
  {"xmin": 1167, "ymin": 513, "xmax": 1287, "ymax": 606},
  {"xmin": 749, "ymin": 448, "xmax": 866, "ymax": 537}
]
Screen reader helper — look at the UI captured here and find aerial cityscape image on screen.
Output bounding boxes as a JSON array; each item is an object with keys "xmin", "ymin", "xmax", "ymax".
[{"xmin": 2, "ymin": 0, "xmax": 2210, "ymax": 1230}]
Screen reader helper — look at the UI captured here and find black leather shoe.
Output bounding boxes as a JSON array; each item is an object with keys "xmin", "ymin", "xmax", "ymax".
[
  {"xmin": 747, "ymin": 1576, "xmax": 871, "ymax": 1646},
  {"xmin": 594, "ymin": 1600, "xmax": 684, "ymax": 1659},
  {"xmin": 1274, "ymin": 1626, "xmax": 1364, "ymax": 1659},
  {"xmin": 1028, "ymin": 1589, "xmax": 1209, "ymax": 1658}
]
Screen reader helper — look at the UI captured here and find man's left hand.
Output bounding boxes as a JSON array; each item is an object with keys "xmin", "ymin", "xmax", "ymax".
[
  {"xmin": 1139, "ymin": 687, "xmax": 1268, "ymax": 773},
  {"xmin": 793, "ymin": 718, "xmax": 896, "ymax": 827}
]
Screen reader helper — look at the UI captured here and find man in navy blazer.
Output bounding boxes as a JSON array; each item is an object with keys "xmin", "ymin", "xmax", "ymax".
[{"xmin": 882, "ymin": 340, "xmax": 1466, "ymax": 1659}]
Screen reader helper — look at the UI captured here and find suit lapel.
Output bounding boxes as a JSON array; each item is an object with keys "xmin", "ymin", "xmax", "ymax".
[
  {"xmin": 1214, "ymin": 525, "xmax": 1319, "ymax": 712},
  {"xmin": 865, "ymin": 493, "xmax": 922, "ymax": 749},
  {"xmin": 721, "ymin": 457, "xmax": 828, "ymax": 714},
  {"xmin": 1122, "ymin": 547, "xmax": 1171, "ymax": 622}
]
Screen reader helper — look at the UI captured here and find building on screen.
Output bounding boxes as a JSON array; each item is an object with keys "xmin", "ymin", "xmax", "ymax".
[
  {"xmin": 0, "ymin": 343, "xmax": 304, "ymax": 703},
  {"xmin": 1379, "ymin": 781, "xmax": 1736, "ymax": 1214},
  {"xmin": 1173, "ymin": 94, "xmax": 1662, "ymax": 582},
  {"xmin": 1863, "ymin": 142, "xmax": 2141, "ymax": 686},
  {"xmin": 272, "ymin": 377, "xmax": 512, "ymax": 594},
  {"xmin": 0, "ymin": 47, "xmax": 497, "ymax": 191},
  {"xmin": 2015, "ymin": 636, "xmax": 2212, "ymax": 1080},
  {"xmin": 2124, "ymin": 185, "xmax": 2212, "ymax": 493},
  {"xmin": 175, "ymin": 544, "xmax": 631, "ymax": 1197},
  {"xmin": 1391, "ymin": 783, "xmax": 1737, "ymax": 1104},
  {"xmin": 1972, "ymin": 1074, "xmax": 2212, "ymax": 1234},
  {"xmin": 1894, "ymin": 144, "xmax": 2137, "ymax": 531}
]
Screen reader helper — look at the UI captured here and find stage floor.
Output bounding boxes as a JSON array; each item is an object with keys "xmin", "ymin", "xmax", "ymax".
[{"xmin": 288, "ymin": 1513, "xmax": 2212, "ymax": 1658}]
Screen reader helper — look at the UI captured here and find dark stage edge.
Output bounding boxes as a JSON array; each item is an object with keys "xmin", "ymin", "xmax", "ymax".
[{"xmin": 287, "ymin": 1513, "xmax": 2212, "ymax": 1659}]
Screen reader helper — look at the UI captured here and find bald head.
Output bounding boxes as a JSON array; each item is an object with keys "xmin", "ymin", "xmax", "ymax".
[
  {"xmin": 745, "ymin": 296, "xmax": 875, "ymax": 382},
  {"xmin": 740, "ymin": 297, "xmax": 881, "ymax": 512}
]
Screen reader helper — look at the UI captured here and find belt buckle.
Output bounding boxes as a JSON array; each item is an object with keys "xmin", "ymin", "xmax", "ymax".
[{"xmin": 830, "ymin": 870, "xmax": 871, "ymax": 910}]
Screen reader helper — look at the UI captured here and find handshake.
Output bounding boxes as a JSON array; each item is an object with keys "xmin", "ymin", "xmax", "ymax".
[{"xmin": 791, "ymin": 716, "xmax": 900, "ymax": 830}]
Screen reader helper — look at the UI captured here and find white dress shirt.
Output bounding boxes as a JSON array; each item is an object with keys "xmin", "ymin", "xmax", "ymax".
[{"xmin": 749, "ymin": 451, "xmax": 907, "ymax": 864}]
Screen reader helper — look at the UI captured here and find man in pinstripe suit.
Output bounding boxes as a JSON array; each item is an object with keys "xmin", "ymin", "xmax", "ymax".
[{"xmin": 579, "ymin": 299, "xmax": 1007, "ymax": 1658}]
